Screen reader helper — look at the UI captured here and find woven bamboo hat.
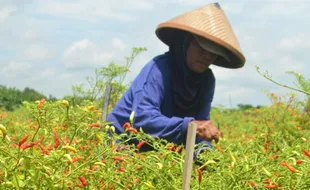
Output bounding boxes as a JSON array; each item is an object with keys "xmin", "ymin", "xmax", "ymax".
[{"xmin": 155, "ymin": 2, "xmax": 246, "ymax": 69}]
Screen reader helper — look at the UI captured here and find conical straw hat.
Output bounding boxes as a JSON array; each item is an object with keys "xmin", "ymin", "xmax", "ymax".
[{"xmin": 155, "ymin": 2, "xmax": 246, "ymax": 69}]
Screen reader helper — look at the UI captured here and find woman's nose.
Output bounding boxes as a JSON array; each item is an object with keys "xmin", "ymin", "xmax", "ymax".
[{"xmin": 201, "ymin": 53, "xmax": 212, "ymax": 62}]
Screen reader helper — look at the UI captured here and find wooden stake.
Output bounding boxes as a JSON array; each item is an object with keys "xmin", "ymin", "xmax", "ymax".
[
  {"xmin": 182, "ymin": 122, "xmax": 197, "ymax": 190},
  {"xmin": 102, "ymin": 83, "xmax": 112, "ymax": 121}
]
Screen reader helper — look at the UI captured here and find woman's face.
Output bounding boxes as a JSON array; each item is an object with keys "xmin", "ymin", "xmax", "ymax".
[{"xmin": 186, "ymin": 38, "xmax": 218, "ymax": 73}]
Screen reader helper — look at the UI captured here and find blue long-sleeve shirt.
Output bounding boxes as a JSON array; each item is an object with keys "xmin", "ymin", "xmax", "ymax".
[{"xmin": 107, "ymin": 53, "xmax": 215, "ymax": 150}]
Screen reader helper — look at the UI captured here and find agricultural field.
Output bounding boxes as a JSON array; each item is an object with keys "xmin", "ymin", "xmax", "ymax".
[{"xmin": 0, "ymin": 92, "xmax": 309, "ymax": 190}]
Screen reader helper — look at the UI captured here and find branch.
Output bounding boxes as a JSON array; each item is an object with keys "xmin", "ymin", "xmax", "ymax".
[{"xmin": 256, "ymin": 66, "xmax": 310, "ymax": 96}]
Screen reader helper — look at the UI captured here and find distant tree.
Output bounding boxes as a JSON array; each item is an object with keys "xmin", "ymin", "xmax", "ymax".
[
  {"xmin": 237, "ymin": 104, "xmax": 254, "ymax": 110},
  {"xmin": 48, "ymin": 94, "xmax": 58, "ymax": 101},
  {"xmin": 0, "ymin": 85, "xmax": 22, "ymax": 111},
  {"xmin": 0, "ymin": 85, "xmax": 49, "ymax": 111},
  {"xmin": 71, "ymin": 47, "xmax": 147, "ymax": 109},
  {"xmin": 22, "ymin": 87, "xmax": 47, "ymax": 102},
  {"xmin": 255, "ymin": 105, "xmax": 265, "ymax": 109}
]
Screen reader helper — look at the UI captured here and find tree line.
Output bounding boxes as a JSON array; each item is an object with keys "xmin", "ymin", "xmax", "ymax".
[{"xmin": 0, "ymin": 85, "xmax": 57, "ymax": 111}]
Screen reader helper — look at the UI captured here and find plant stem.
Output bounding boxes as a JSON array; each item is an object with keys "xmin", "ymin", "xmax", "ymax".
[
  {"xmin": 130, "ymin": 155, "xmax": 179, "ymax": 190},
  {"xmin": 32, "ymin": 116, "xmax": 42, "ymax": 142},
  {"xmin": 66, "ymin": 148, "xmax": 109, "ymax": 177},
  {"xmin": 69, "ymin": 114, "xmax": 87, "ymax": 145},
  {"xmin": 0, "ymin": 148, "xmax": 18, "ymax": 161},
  {"xmin": 256, "ymin": 67, "xmax": 310, "ymax": 96}
]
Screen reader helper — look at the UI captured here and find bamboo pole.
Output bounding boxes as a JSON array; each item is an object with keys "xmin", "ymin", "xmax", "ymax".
[
  {"xmin": 182, "ymin": 122, "xmax": 197, "ymax": 190},
  {"xmin": 102, "ymin": 84, "xmax": 112, "ymax": 121}
]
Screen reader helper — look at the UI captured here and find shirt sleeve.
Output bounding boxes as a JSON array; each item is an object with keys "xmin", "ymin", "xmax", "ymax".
[{"xmin": 132, "ymin": 81, "xmax": 195, "ymax": 145}]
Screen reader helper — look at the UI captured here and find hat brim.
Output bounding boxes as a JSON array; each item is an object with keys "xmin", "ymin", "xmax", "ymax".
[{"xmin": 156, "ymin": 23, "xmax": 246, "ymax": 69}]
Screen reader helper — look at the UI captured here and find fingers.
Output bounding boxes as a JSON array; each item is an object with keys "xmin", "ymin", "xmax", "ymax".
[
  {"xmin": 204, "ymin": 128, "xmax": 212, "ymax": 141},
  {"xmin": 213, "ymin": 132, "xmax": 219, "ymax": 144},
  {"xmin": 206, "ymin": 128, "xmax": 219, "ymax": 144},
  {"xmin": 199, "ymin": 121, "xmax": 220, "ymax": 143}
]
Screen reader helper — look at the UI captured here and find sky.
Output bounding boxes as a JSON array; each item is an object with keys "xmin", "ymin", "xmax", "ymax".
[{"xmin": 1, "ymin": 0, "xmax": 309, "ymax": 108}]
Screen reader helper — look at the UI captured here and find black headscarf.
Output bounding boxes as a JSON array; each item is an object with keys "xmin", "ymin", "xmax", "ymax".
[{"xmin": 166, "ymin": 32, "xmax": 212, "ymax": 118}]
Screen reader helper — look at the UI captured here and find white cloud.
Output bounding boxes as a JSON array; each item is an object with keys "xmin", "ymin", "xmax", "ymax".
[
  {"xmin": 38, "ymin": 68, "xmax": 56, "ymax": 78},
  {"xmin": 115, "ymin": 0, "xmax": 154, "ymax": 10},
  {"xmin": 279, "ymin": 33, "xmax": 310, "ymax": 51},
  {"xmin": 254, "ymin": 0, "xmax": 310, "ymax": 18},
  {"xmin": 62, "ymin": 73, "xmax": 73, "ymax": 79},
  {"xmin": 275, "ymin": 55, "xmax": 304, "ymax": 73},
  {"xmin": 63, "ymin": 38, "xmax": 128, "ymax": 69},
  {"xmin": 213, "ymin": 84, "xmax": 260, "ymax": 107},
  {"xmin": 23, "ymin": 30, "xmax": 38, "ymax": 41},
  {"xmin": 112, "ymin": 38, "xmax": 126, "ymax": 51},
  {"xmin": 22, "ymin": 44, "xmax": 54, "ymax": 62},
  {"xmin": 1, "ymin": 61, "xmax": 32, "ymax": 77},
  {"xmin": 0, "ymin": 6, "xmax": 17, "ymax": 22},
  {"xmin": 37, "ymin": 0, "xmax": 154, "ymax": 22}
]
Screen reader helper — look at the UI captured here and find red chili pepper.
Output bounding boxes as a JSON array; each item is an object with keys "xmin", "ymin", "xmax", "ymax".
[
  {"xmin": 39, "ymin": 136, "xmax": 45, "ymax": 143},
  {"xmin": 11, "ymin": 143, "xmax": 18, "ymax": 148},
  {"xmin": 21, "ymin": 142, "xmax": 37, "ymax": 150},
  {"xmin": 280, "ymin": 162, "xmax": 297, "ymax": 173},
  {"xmin": 137, "ymin": 141, "xmax": 146, "ymax": 149},
  {"xmin": 264, "ymin": 142, "xmax": 268, "ymax": 152},
  {"xmin": 79, "ymin": 176, "xmax": 88, "ymax": 186},
  {"xmin": 296, "ymin": 159, "xmax": 303, "ymax": 164},
  {"xmin": 136, "ymin": 166, "xmax": 143, "ymax": 171},
  {"xmin": 286, "ymin": 165, "xmax": 297, "ymax": 173},
  {"xmin": 117, "ymin": 168, "xmax": 126, "ymax": 172},
  {"xmin": 133, "ymin": 178, "xmax": 139, "ymax": 185},
  {"xmin": 38, "ymin": 144, "xmax": 45, "ymax": 152},
  {"xmin": 197, "ymin": 169, "xmax": 202, "ymax": 183},
  {"xmin": 63, "ymin": 136, "xmax": 69, "ymax": 144},
  {"xmin": 113, "ymin": 156, "xmax": 124, "ymax": 162},
  {"xmin": 72, "ymin": 156, "xmax": 83, "ymax": 163},
  {"xmin": 46, "ymin": 143, "xmax": 53, "ymax": 151},
  {"xmin": 265, "ymin": 184, "xmax": 278, "ymax": 189},
  {"xmin": 167, "ymin": 144, "xmax": 175, "ymax": 151},
  {"xmin": 109, "ymin": 184, "xmax": 113, "ymax": 190},
  {"xmin": 75, "ymin": 183, "xmax": 84, "ymax": 188},
  {"xmin": 269, "ymin": 155, "xmax": 278, "ymax": 159},
  {"xmin": 247, "ymin": 181, "xmax": 258, "ymax": 188},
  {"xmin": 263, "ymin": 178, "xmax": 272, "ymax": 185},
  {"xmin": 216, "ymin": 144, "xmax": 224, "ymax": 152},
  {"xmin": 18, "ymin": 134, "xmax": 30, "ymax": 146},
  {"xmin": 79, "ymin": 145, "xmax": 90, "ymax": 150},
  {"xmin": 126, "ymin": 183, "xmax": 133, "ymax": 188},
  {"xmin": 303, "ymin": 149, "xmax": 310, "ymax": 158},
  {"xmin": 127, "ymin": 127, "xmax": 138, "ymax": 134},
  {"xmin": 88, "ymin": 123, "xmax": 101, "ymax": 128},
  {"xmin": 175, "ymin": 146, "xmax": 183, "ymax": 153},
  {"xmin": 38, "ymin": 98, "xmax": 46, "ymax": 109},
  {"xmin": 54, "ymin": 131, "xmax": 60, "ymax": 149},
  {"xmin": 123, "ymin": 122, "xmax": 131, "ymax": 130}
]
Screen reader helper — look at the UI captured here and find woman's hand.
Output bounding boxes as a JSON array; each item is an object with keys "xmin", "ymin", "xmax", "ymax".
[{"xmin": 190, "ymin": 120, "xmax": 220, "ymax": 143}]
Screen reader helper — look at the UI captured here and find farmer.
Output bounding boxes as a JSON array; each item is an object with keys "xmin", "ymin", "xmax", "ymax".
[{"xmin": 107, "ymin": 3, "xmax": 245, "ymax": 156}]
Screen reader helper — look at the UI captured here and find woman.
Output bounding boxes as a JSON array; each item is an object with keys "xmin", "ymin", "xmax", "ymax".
[{"xmin": 107, "ymin": 3, "xmax": 246, "ymax": 157}]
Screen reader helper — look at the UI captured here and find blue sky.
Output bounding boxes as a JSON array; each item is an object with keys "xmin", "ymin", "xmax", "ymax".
[{"xmin": 1, "ymin": 0, "xmax": 309, "ymax": 108}]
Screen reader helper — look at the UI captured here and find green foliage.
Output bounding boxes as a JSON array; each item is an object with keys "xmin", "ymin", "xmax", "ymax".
[
  {"xmin": 256, "ymin": 66, "xmax": 310, "ymax": 113},
  {"xmin": 0, "ymin": 93, "xmax": 310, "ymax": 189},
  {"xmin": 0, "ymin": 85, "xmax": 50, "ymax": 111},
  {"xmin": 71, "ymin": 47, "xmax": 147, "ymax": 109},
  {"xmin": 237, "ymin": 104, "xmax": 254, "ymax": 110},
  {"xmin": 0, "ymin": 85, "xmax": 22, "ymax": 111},
  {"xmin": 286, "ymin": 71, "xmax": 310, "ymax": 112}
]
